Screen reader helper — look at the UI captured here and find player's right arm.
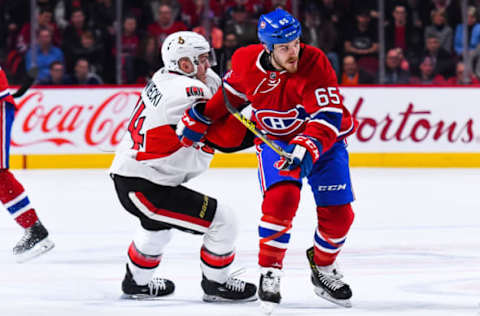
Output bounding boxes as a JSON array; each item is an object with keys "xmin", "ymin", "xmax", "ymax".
[
  {"xmin": 177, "ymin": 47, "xmax": 250, "ymax": 147},
  {"xmin": 0, "ymin": 67, "xmax": 16, "ymax": 107}
]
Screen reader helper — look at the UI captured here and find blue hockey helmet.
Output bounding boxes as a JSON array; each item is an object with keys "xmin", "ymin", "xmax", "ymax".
[{"xmin": 257, "ymin": 8, "xmax": 302, "ymax": 51}]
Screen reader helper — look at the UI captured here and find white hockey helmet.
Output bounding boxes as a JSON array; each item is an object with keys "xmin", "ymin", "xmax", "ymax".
[{"xmin": 161, "ymin": 31, "xmax": 211, "ymax": 77}]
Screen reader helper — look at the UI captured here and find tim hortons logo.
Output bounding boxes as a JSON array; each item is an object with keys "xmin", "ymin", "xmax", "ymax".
[
  {"xmin": 12, "ymin": 90, "xmax": 141, "ymax": 149},
  {"xmin": 351, "ymin": 97, "xmax": 475, "ymax": 143}
]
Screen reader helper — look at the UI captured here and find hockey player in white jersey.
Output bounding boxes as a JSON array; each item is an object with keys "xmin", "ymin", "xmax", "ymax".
[{"xmin": 109, "ymin": 31, "xmax": 257, "ymax": 302}]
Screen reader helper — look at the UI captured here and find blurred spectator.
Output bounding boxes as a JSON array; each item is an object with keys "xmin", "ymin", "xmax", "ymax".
[
  {"xmin": 147, "ymin": 2, "xmax": 188, "ymax": 50},
  {"xmin": 215, "ymin": 32, "xmax": 239, "ymax": 73},
  {"xmin": 4, "ymin": 1, "xmax": 30, "ymax": 35},
  {"xmin": 224, "ymin": 5, "xmax": 258, "ymax": 46},
  {"xmin": 89, "ymin": 0, "xmax": 116, "ymax": 35},
  {"xmin": 114, "ymin": 15, "xmax": 141, "ymax": 83},
  {"xmin": 134, "ymin": 36, "xmax": 162, "ymax": 84},
  {"xmin": 344, "ymin": 10, "xmax": 378, "ymax": 75},
  {"xmin": 62, "ymin": 8, "xmax": 90, "ymax": 73},
  {"xmin": 122, "ymin": 0, "xmax": 155, "ymax": 31},
  {"xmin": 25, "ymin": 28, "xmax": 64, "ymax": 82},
  {"xmin": 71, "ymin": 31, "xmax": 106, "ymax": 79},
  {"xmin": 16, "ymin": 7, "xmax": 61, "ymax": 54},
  {"xmin": 193, "ymin": 24, "xmax": 224, "ymax": 50},
  {"xmin": 344, "ymin": 11, "xmax": 378, "ymax": 57},
  {"xmin": 53, "ymin": 0, "xmax": 90, "ymax": 30},
  {"xmin": 425, "ymin": 8, "xmax": 453, "ymax": 53},
  {"xmin": 447, "ymin": 61, "xmax": 480, "ymax": 84},
  {"xmin": 302, "ymin": 0, "xmax": 350, "ymax": 36},
  {"xmin": 210, "ymin": 0, "xmax": 237, "ymax": 24},
  {"xmin": 381, "ymin": 48, "xmax": 410, "ymax": 84},
  {"xmin": 350, "ymin": 0, "xmax": 378, "ymax": 20},
  {"xmin": 301, "ymin": 8, "xmax": 340, "ymax": 75},
  {"xmin": 180, "ymin": 0, "xmax": 210, "ymax": 28},
  {"xmin": 39, "ymin": 60, "xmax": 72, "ymax": 85},
  {"xmin": 385, "ymin": 5, "xmax": 423, "ymax": 60},
  {"xmin": 396, "ymin": 47, "xmax": 410, "ymax": 71},
  {"xmin": 340, "ymin": 55, "xmax": 374, "ymax": 85},
  {"xmin": 421, "ymin": 34, "xmax": 454, "ymax": 77},
  {"xmin": 410, "ymin": 56, "xmax": 446, "ymax": 84},
  {"xmin": 70, "ymin": 58, "xmax": 103, "ymax": 84},
  {"xmin": 268, "ymin": 0, "xmax": 292, "ymax": 11},
  {"xmin": 429, "ymin": 0, "xmax": 462, "ymax": 28},
  {"xmin": 453, "ymin": 6, "xmax": 480, "ymax": 56}
]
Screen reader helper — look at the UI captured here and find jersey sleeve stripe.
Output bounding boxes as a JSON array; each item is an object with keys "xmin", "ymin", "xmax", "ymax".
[
  {"xmin": 0, "ymin": 89, "xmax": 10, "ymax": 100},
  {"xmin": 223, "ymin": 81, "xmax": 248, "ymax": 101},
  {"xmin": 311, "ymin": 110, "xmax": 342, "ymax": 131},
  {"xmin": 310, "ymin": 119, "xmax": 340, "ymax": 136},
  {"xmin": 311, "ymin": 107, "xmax": 343, "ymax": 117}
]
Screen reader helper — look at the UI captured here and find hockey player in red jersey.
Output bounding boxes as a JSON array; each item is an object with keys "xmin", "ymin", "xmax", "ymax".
[
  {"xmin": 110, "ymin": 31, "xmax": 256, "ymax": 302},
  {"xmin": 0, "ymin": 67, "xmax": 54, "ymax": 262},
  {"xmin": 178, "ymin": 8, "xmax": 357, "ymax": 313}
]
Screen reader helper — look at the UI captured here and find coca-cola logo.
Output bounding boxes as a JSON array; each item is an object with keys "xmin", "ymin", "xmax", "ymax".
[
  {"xmin": 351, "ymin": 97, "xmax": 475, "ymax": 143},
  {"xmin": 12, "ymin": 90, "xmax": 141, "ymax": 150}
]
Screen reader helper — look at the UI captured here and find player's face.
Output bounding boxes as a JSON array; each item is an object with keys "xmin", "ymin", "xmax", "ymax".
[
  {"xmin": 195, "ymin": 53, "xmax": 210, "ymax": 83},
  {"xmin": 270, "ymin": 38, "xmax": 300, "ymax": 73}
]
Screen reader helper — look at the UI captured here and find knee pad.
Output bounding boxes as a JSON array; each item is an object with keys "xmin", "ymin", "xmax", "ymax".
[
  {"xmin": 0, "ymin": 169, "xmax": 25, "ymax": 203},
  {"xmin": 316, "ymin": 203, "xmax": 355, "ymax": 238},
  {"xmin": 262, "ymin": 182, "xmax": 300, "ymax": 221},
  {"xmin": 203, "ymin": 201, "xmax": 238, "ymax": 254}
]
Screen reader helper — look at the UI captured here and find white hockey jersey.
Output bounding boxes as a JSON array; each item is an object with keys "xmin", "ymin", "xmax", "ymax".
[{"xmin": 110, "ymin": 68, "xmax": 221, "ymax": 186}]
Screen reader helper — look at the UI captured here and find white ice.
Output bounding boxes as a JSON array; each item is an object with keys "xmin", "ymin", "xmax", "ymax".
[{"xmin": 0, "ymin": 168, "xmax": 479, "ymax": 316}]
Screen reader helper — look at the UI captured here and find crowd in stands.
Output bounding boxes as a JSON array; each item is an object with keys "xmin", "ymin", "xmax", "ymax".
[{"xmin": 1, "ymin": 0, "xmax": 480, "ymax": 85}]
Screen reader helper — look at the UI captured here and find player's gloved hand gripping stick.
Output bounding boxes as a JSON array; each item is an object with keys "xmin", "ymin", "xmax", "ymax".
[
  {"xmin": 220, "ymin": 80, "xmax": 294, "ymax": 166},
  {"xmin": 222, "ymin": 79, "xmax": 321, "ymax": 179}
]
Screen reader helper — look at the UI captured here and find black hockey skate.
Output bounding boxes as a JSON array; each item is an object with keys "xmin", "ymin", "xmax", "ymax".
[
  {"xmin": 13, "ymin": 221, "xmax": 54, "ymax": 263},
  {"xmin": 306, "ymin": 247, "xmax": 352, "ymax": 308},
  {"xmin": 258, "ymin": 268, "xmax": 282, "ymax": 315},
  {"xmin": 121, "ymin": 264, "xmax": 175, "ymax": 299},
  {"xmin": 201, "ymin": 273, "xmax": 257, "ymax": 302}
]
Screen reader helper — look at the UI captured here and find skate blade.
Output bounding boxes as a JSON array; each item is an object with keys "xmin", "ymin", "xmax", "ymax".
[
  {"xmin": 120, "ymin": 293, "xmax": 173, "ymax": 300},
  {"xmin": 314, "ymin": 287, "xmax": 352, "ymax": 308},
  {"xmin": 15, "ymin": 238, "xmax": 55, "ymax": 263},
  {"xmin": 260, "ymin": 300, "xmax": 278, "ymax": 315},
  {"xmin": 202, "ymin": 294, "xmax": 257, "ymax": 303}
]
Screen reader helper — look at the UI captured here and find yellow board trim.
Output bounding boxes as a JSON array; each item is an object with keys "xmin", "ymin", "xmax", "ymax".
[
  {"xmin": 350, "ymin": 153, "xmax": 480, "ymax": 168},
  {"xmin": 8, "ymin": 152, "xmax": 480, "ymax": 169}
]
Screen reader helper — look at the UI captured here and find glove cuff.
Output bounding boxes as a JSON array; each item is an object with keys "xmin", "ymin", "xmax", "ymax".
[
  {"xmin": 290, "ymin": 135, "xmax": 321, "ymax": 163},
  {"xmin": 189, "ymin": 105, "xmax": 211, "ymax": 125}
]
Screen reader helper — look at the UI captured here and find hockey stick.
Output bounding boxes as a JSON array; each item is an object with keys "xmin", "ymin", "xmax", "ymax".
[
  {"xmin": 12, "ymin": 67, "xmax": 38, "ymax": 98},
  {"xmin": 220, "ymin": 67, "xmax": 292, "ymax": 162}
]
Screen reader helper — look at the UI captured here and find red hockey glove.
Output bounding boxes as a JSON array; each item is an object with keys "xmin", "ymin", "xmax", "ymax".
[
  {"xmin": 176, "ymin": 106, "xmax": 211, "ymax": 147},
  {"xmin": 274, "ymin": 135, "xmax": 322, "ymax": 179}
]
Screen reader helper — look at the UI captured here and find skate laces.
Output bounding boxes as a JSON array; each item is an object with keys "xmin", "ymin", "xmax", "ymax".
[
  {"xmin": 148, "ymin": 278, "xmax": 167, "ymax": 295},
  {"xmin": 225, "ymin": 268, "xmax": 246, "ymax": 292},
  {"xmin": 261, "ymin": 269, "xmax": 281, "ymax": 292},
  {"xmin": 316, "ymin": 267, "xmax": 346, "ymax": 291}
]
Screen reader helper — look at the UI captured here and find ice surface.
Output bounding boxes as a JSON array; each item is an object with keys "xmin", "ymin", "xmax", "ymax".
[{"xmin": 0, "ymin": 168, "xmax": 479, "ymax": 316}]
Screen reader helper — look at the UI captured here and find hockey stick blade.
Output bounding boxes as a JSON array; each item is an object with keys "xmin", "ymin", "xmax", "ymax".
[{"xmin": 220, "ymin": 75, "xmax": 292, "ymax": 162}]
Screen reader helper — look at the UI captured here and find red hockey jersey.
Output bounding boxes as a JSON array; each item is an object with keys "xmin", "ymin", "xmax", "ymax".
[
  {"xmin": 0, "ymin": 67, "xmax": 16, "ymax": 106},
  {"xmin": 205, "ymin": 44, "xmax": 356, "ymax": 153}
]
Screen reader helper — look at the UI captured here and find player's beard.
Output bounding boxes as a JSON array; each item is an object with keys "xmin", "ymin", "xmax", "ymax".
[
  {"xmin": 282, "ymin": 58, "xmax": 299, "ymax": 73},
  {"xmin": 272, "ymin": 53, "xmax": 298, "ymax": 73}
]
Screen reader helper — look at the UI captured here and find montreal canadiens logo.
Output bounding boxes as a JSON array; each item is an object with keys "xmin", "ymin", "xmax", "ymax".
[{"xmin": 255, "ymin": 108, "xmax": 306, "ymax": 136}]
